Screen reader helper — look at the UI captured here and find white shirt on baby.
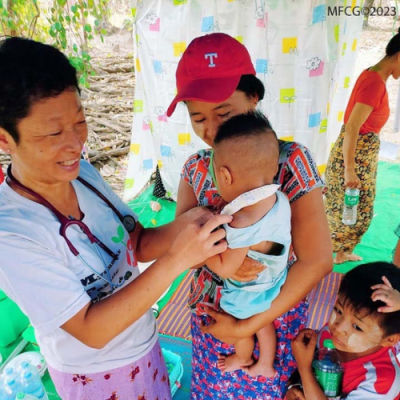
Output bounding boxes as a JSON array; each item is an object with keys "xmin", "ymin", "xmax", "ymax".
[{"xmin": 0, "ymin": 161, "xmax": 157, "ymax": 374}]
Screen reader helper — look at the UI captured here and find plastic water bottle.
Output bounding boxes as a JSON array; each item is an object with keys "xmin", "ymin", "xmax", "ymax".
[
  {"xmin": 15, "ymin": 362, "xmax": 39, "ymax": 382},
  {"xmin": 15, "ymin": 394, "xmax": 39, "ymax": 400},
  {"xmin": 0, "ymin": 381, "xmax": 12, "ymax": 400},
  {"xmin": 0, "ymin": 370, "xmax": 12, "ymax": 400},
  {"xmin": 342, "ymin": 188, "xmax": 360, "ymax": 225},
  {"xmin": 0, "ymin": 390, "xmax": 11, "ymax": 400},
  {"xmin": 2, "ymin": 368, "xmax": 15, "ymax": 380},
  {"xmin": 312, "ymin": 339, "xmax": 343, "ymax": 399},
  {"xmin": 0, "ymin": 388, "xmax": 12, "ymax": 400},
  {"xmin": 1, "ymin": 368, "xmax": 21, "ymax": 400},
  {"xmin": 15, "ymin": 393, "xmax": 40, "ymax": 400},
  {"xmin": 19, "ymin": 372, "xmax": 47, "ymax": 400},
  {"xmin": 3, "ymin": 378, "xmax": 20, "ymax": 400}
]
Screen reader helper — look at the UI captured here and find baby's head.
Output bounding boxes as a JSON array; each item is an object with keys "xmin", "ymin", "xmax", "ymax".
[
  {"xmin": 329, "ymin": 262, "xmax": 400, "ymax": 356},
  {"xmin": 212, "ymin": 112, "xmax": 279, "ymax": 203}
]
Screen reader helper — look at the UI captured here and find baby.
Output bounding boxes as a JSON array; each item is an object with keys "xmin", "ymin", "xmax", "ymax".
[{"xmin": 205, "ymin": 111, "xmax": 291, "ymax": 378}]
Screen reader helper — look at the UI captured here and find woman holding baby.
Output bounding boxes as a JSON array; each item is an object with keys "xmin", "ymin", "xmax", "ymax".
[{"xmin": 167, "ymin": 33, "xmax": 333, "ymax": 399}]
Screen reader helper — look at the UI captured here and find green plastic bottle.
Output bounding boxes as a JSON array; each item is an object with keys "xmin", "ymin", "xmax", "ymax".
[{"xmin": 312, "ymin": 339, "xmax": 343, "ymax": 399}]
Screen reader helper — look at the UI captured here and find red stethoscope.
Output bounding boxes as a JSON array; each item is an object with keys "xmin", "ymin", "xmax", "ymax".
[{"xmin": 6, "ymin": 164, "xmax": 136, "ymax": 291}]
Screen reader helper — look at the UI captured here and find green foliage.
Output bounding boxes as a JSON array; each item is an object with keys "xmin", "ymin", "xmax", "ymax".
[
  {"xmin": 47, "ymin": 0, "xmax": 109, "ymax": 87},
  {"xmin": 0, "ymin": 0, "xmax": 110, "ymax": 88},
  {"xmin": 0, "ymin": 0, "xmax": 47, "ymax": 40}
]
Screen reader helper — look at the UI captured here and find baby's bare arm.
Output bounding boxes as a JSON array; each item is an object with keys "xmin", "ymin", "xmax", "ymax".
[{"xmin": 206, "ymin": 247, "xmax": 250, "ymax": 279}]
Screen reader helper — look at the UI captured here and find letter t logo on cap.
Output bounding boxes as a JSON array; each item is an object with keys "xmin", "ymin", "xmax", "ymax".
[{"xmin": 205, "ymin": 52, "xmax": 218, "ymax": 67}]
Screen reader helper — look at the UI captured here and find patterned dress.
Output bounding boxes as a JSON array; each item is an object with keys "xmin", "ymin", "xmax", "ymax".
[
  {"xmin": 325, "ymin": 125, "xmax": 380, "ymax": 253},
  {"xmin": 181, "ymin": 141, "xmax": 324, "ymax": 400},
  {"xmin": 325, "ymin": 70, "xmax": 389, "ymax": 254}
]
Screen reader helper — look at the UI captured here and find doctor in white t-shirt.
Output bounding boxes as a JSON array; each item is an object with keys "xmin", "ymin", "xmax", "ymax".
[{"xmin": 0, "ymin": 37, "xmax": 230, "ymax": 400}]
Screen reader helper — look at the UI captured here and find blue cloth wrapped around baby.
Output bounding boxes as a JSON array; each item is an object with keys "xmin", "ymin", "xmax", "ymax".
[{"xmin": 220, "ymin": 190, "xmax": 291, "ymax": 319}]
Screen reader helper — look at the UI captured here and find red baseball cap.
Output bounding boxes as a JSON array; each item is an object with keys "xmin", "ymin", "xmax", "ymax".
[{"xmin": 166, "ymin": 33, "xmax": 256, "ymax": 117}]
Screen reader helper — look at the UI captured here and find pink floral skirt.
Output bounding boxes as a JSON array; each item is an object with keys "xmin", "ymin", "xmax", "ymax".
[{"xmin": 48, "ymin": 341, "xmax": 172, "ymax": 400}]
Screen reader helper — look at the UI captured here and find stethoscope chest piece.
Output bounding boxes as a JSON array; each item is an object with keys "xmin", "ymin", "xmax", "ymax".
[{"xmin": 122, "ymin": 215, "xmax": 136, "ymax": 233}]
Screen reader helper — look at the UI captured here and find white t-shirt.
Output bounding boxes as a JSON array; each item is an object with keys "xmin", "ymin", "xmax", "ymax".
[{"xmin": 0, "ymin": 161, "xmax": 158, "ymax": 374}]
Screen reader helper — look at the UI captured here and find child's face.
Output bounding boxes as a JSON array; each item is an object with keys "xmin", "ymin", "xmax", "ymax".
[{"xmin": 328, "ymin": 294, "xmax": 386, "ymax": 355}]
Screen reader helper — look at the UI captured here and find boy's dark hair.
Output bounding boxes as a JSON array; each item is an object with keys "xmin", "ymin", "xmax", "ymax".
[
  {"xmin": 339, "ymin": 262, "xmax": 400, "ymax": 336},
  {"xmin": 236, "ymin": 75, "xmax": 265, "ymax": 102},
  {"xmin": 386, "ymin": 27, "xmax": 400, "ymax": 57},
  {"xmin": 214, "ymin": 111, "xmax": 275, "ymax": 145},
  {"xmin": 0, "ymin": 37, "xmax": 80, "ymax": 144}
]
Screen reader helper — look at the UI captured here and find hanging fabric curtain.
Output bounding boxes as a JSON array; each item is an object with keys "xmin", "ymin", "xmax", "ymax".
[{"xmin": 124, "ymin": 0, "xmax": 363, "ymax": 202}]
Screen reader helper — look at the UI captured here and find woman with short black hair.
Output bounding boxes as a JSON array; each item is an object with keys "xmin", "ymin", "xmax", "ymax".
[{"xmin": 0, "ymin": 37, "xmax": 230, "ymax": 399}]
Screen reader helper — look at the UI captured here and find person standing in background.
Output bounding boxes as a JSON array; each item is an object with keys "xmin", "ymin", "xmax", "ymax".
[{"xmin": 325, "ymin": 29, "xmax": 400, "ymax": 264}]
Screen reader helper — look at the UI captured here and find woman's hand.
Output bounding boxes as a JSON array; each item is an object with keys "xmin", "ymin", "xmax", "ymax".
[
  {"xmin": 231, "ymin": 256, "xmax": 265, "ymax": 282},
  {"xmin": 167, "ymin": 213, "xmax": 232, "ymax": 272},
  {"xmin": 286, "ymin": 387, "xmax": 305, "ymax": 400},
  {"xmin": 344, "ymin": 168, "xmax": 361, "ymax": 189},
  {"xmin": 181, "ymin": 205, "xmax": 215, "ymax": 225},
  {"xmin": 291, "ymin": 329, "xmax": 318, "ymax": 373},
  {"xmin": 134, "ymin": 205, "xmax": 219, "ymax": 263},
  {"xmin": 199, "ymin": 306, "xmax": 242, "ymax": 344},
  {"xmin": 371, "ymin": 276, "xmax": 400, "ymax": 312}
]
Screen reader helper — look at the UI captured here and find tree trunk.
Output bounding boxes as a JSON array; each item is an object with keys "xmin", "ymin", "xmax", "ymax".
[
  {"xmin": 7, "ymin": 0, "xmax": 17, "ymax": 36},
  {"xmin": 78, "ymin": 0, "xmax": 89, "ymax": 52}
]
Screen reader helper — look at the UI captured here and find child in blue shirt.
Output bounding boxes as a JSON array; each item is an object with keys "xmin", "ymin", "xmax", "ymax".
[{"xmin": 205, "ymin": 112, "xmax": 291, "ymax": 378}]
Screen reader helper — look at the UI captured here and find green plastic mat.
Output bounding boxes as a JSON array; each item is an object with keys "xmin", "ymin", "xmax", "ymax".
[
  {"xmin": 333, "ymin": 161, "xmax": 400, "ymax": 274},
  {"xmin": 42, "ymin": 370, "xmax": 61, "ymax": 400},
  {"xmin": 127, "ymin": 185, "xmax": 189, "ymax": 311},
  {"xmin": 159, "ymin": 334, "xmax": 192, "ymax": 400},
  {"xmin": 0, "ymin": 293, "xmax": 29, "ymax": 348},
  {"xmin": 127, "ymin": 184, "xmax": 176, "ymax": 228}
]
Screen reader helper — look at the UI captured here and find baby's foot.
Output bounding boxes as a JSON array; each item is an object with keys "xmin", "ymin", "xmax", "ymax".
[
  {"xmin": 334, "ymin": 251, "xmax": 363, "ymax": 264},
  {"xmin": 242, "ymin": 362, "xmax": 276, "ymax": 378},
  {"xmin": 217, "ymin": 354, "xmax": 253, "ymax": 373}
]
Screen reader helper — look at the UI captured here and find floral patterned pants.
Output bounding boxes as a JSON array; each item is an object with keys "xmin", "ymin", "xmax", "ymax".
[
  {"xmin": 325, "ymin": 125, "xmax": 380, "ymax": 253},
  {"xmin": 190, "ymin": 300, "xmax": 308, "ymax": 400},
  {"xmin": 48, "ymin": 341, "xmax": 172, "ymax": 400}
]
